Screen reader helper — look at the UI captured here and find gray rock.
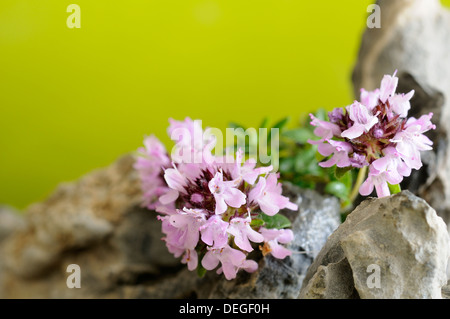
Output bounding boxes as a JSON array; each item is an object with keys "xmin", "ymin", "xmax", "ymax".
[
  {"xmin": 442, "ymin": 281, "xmax": 450, "ymax": 299},
  {"xmin": 352, "ymin": 0, "xmax": 450, "ymax": 277},
  {"xmin": 299, "ymin": 191, "xmax": 450, "ymax": 299},
  {"xmin": 0, "ymin": 206, "xmax": 25, "ymax": 241},
  {"xmin": 299, "ymin": 257, "xmax": 358, "ymax": 299},
  {"xmin": 0, "ymin": 157, "xmax": 341, "ymax": 299},
  {"xmin": 0, "ymin": 155, "xmax": 179, "ymax": 298}
]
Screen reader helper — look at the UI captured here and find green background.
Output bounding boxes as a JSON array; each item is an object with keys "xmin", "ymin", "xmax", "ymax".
[{"xmin": 1, "ymin": 1, "xmax": 448, "ymax": 209}]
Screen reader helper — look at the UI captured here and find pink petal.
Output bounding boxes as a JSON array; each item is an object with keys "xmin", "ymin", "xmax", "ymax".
[
  {"xmin": 259, "ymin": 199, "xmax": 280, "ymax": 216},
  {"xmin": 159, "ymin": 189, "xmax": 179, "ymax": 205},
  {"xmin": 223, "ymin": 187, "xmax": 246, "ymax": 208},
  {"xmin": 248, "ymin": 177, "xmax": 265, "ymax": 204},
  {"xmin": 241, "ymin": 260, "xmax": 258, "ymax": 273},
  {"xmin": 269, "ymin": 241, "xmax": 292, "ymax": 259},
  {"xmin": 359, "ymin": 177, "xmax": 374, "ymax": 196},
  {"xmin": 202, "ymin": 250, "xmax": 220, "ymax": 270},
  {"xmin": 276, "ymin": 229, "xmax": 294, "ymax": 244},
  {"xmin": 341, "ymin": 124, "xmax": 365, "ymax": 139},
  {"xmin": 379, "ymin": 72, "xmax": 398, "ymax": 103},
  {"xmin": 375, "ymin": 180, "xmax": 390, "ymax": 198},
  {"xmin": 182, "ymin": 249, "xmax": 198, "ymax": 271},
  {"xmin": 317, "ymin": 142, "xmax": 335, "ymax": 157},
  {"xmin": 214, "ymin": 196, "xmax": 228, "ymax": 215}
]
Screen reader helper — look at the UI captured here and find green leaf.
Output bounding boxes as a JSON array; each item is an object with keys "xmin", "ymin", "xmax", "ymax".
[
  {"xmin": 228, "ymin": 122, "xmax": 246, "ymax": 130},
  {"xmin": 314, "ymin": 108, "xmax": 327, "ymax": 121},
  {"xmin": 250, "ymin": 218, "xmax": 265, "ymax": 228},
  {"xmin": 272, "ymin": 116, "xmax": 291, "ymax": 130},
  {"xmin": 259, "ymin": 117, "xmax": 270, "ymax": 129},
  {"xmin": 334, "ymin": 166, "xmax": 352, "ymax": 180},
  {"xmin": 388, "ymin": 183, "xmax": 401, "ymax": 194},
  {"xmin": 268, "ymin": 116, "xmax": 290, "ymax": 141},
  {"xmin": 282, "ymin": 128, "xmax": 315, "ymax": 144},
  {"xmin": 325, "ymin": 181, "xmax": 349, "ymax": 200},
  {"xmin": 279, "ymin": 157, "xmax": 295, "ymax": 174},
  {"xmin": 259, "ymin": 213, "xmax": 292, "ymax": 229}
]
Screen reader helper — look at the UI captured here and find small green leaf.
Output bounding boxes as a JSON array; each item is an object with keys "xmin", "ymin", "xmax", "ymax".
[
  {"xmin": 268, "ymin": 117, "xmax": 290, "ymax": 141},
  {"xmin": 259, "ymin": 213, "xmax": 292, "ymax": 229},
  {"xmin": 279, "ymin": 157, "xmax": 295, "ymax": 174},
  {"xmin": 314, "ymin": 108, "xmax": 327, "ymax": 121},
  {"xmin": 260, "ymin": 117, "xmax": 270, "ymax": 129},
  {"xmin": 282, "ymin": 128, "xmax": 315, "ymax": 144},
  {"xmin": 272, "ymin": 116, "xmax": 291, "ymax": 129},
  {"xmin": 334, "ymin": 166, "xmax": 352, "ymax": 180},
  {"xmin": 388, "ymin": 183, "xmax": 401, "ymax": 194},
  {"xmin": 325, "ymin": 181, "xmax": 349, "ymax": 200},
  {"xmin": 228, "ymin": 122, "xmax": 246, "ymax": 130},
  {"xmin": 250, "ymin": 218, "xmax": 265, "ymax": 228}
]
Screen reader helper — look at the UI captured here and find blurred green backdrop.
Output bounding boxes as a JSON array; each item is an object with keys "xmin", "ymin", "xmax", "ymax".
[{"xmin": 4, "ymin": 0, "xmax": 445, "ymax": 209}]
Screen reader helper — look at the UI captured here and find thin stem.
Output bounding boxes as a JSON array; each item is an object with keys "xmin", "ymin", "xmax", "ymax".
[{"xmin": 348, "ymin": 165, "xmax": 368, "ymax": 203}]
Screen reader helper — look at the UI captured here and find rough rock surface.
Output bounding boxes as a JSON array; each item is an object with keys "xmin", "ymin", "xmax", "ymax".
[
  {"xmin": 0, "ymin": 155, "xmax": 341, "ymax": 299},
  {"xmin": 353, "ymin": 0, "xmax": 450, "ymax": 278},
  {"xmin": 299, "ymin": 191, "xmax": 450, "ymax": 299}
]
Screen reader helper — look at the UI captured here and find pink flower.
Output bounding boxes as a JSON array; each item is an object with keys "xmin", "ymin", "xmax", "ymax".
[
  {"xmin": 389, "ymin": 90, "xmax": 414, "ymax": 118},
  {"xmin": 167, "ymin": 117, "xmax": 203, "ymax": 147},
  {"xmin": 230, "ymin": 148, "xmax": 273, "ymax": 185},
  {"xmin": 308, "ymin": 71, "xmax": 436, "ymax": 199},
  {"xmin": 138, "ymin": 118, "xmax": 297, "ymax": 279},
  {"xmin": 168, "ymin": 208, "xmax": 206, "ymax": 250},
  {"xmin": 359, "ymin": 151, "xmax": 409, "ymax": 198},
  {"xmin": 391, "ymin": 113, "xmax": 435, "ymax": 170},
  {"xmin": 248, "ymin": 173, "xmax": 298, "ymax": 216},
  {"xmin": 164, "ymin": 165, "xmax": 188, "ymax": 194},
  {"xmin": 341, "ymin": 101, "xmax": 379, "ymax": 139},
  {"xmin": 308, "ymin": 113, "xmax": 342, "ymax": 144},
  {"xmin": 260, "ymin": 228, "xmax": 294, "ymax": 259},
  {"xmin": 208, "ymin": 170, "xmax": 246, "ymax": 214},
  {"xmin": 379, "ymin": 71, "xmax": 399, "ymax": 103},
  {"xmin": 200, "ymin": 215, "xmax": 229, "ymax": 248},
  {"xmin": 359, "ymin": 167, "xmax": 393, "ymax": 198},
  {"xmin": 158, "ymin": 215, "xmax": 185, "ymax": 257},
  {"xmin": 181, "ymin": 249, "xmax": 198, "ymax": 271},
  {"xmin": 134, "ymin": 135, "xmax": 171, "ymax": 209},
  {"xmin": 227, "ymin": 215, "xmax": 264, "ymax": 252},
  {"xmin": 317, "ymin": 140, "xmax": 353, "ymax": 168},
  {"xmin": 360, "ymin": 88, "xmax": 380, "ymax": 110},
  {"xmin": 202, "ymin": 245, "xmax": 258, "ymax": 280}
]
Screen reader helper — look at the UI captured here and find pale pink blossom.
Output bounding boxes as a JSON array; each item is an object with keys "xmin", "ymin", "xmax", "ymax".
[
  {"xmin": 341, "ymin": 101, "xmax": 379, "ymax": 139},
  {"xmin": 227, "ymin": 215, "xmax": 264, "ymax": 252},
  {"xmin": 208, "ymin": 170, "xmax": 246, "ymax": 214},
  {"xmin": 308, "ymin": 71, "xmax": 436, "ymax": 199},
  {"xmin": 202, "ymin": 245, "xmax": 258, "ymax": 280},
  {"xmin": 317, "ymin": 140, "xmax": 353, "ymax": 168},
  {"xmin": 308, "ymin": 113, "xmax": 342, "ymax": 144},
  {"xmin": 248, "ymin": 173, "xmax": 298, "ymax": 216},
  {"xmin": 260, "ymin": 228, "xmax": 294, "ymax": 259}
]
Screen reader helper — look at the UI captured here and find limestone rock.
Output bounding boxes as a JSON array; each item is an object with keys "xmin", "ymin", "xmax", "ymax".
[
  {"xmin": 299, "ymin": 191, "xmax": 450, "ymax": 299},
  {"xmin": 0, "ymin": 155, "xmax": 179, "ymax": 298},
  {"xmin": 0, "ymin": 206, "xmax": 25, "ymax": 242},
  {"xmin": 0, "ymin": 156, "xmax": 341, "ymax": 299}
]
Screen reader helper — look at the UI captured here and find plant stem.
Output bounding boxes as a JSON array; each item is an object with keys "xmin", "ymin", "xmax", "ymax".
[{"xmin": 348, "ymin": 166, "xmax": 368, "ymax": 204}]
